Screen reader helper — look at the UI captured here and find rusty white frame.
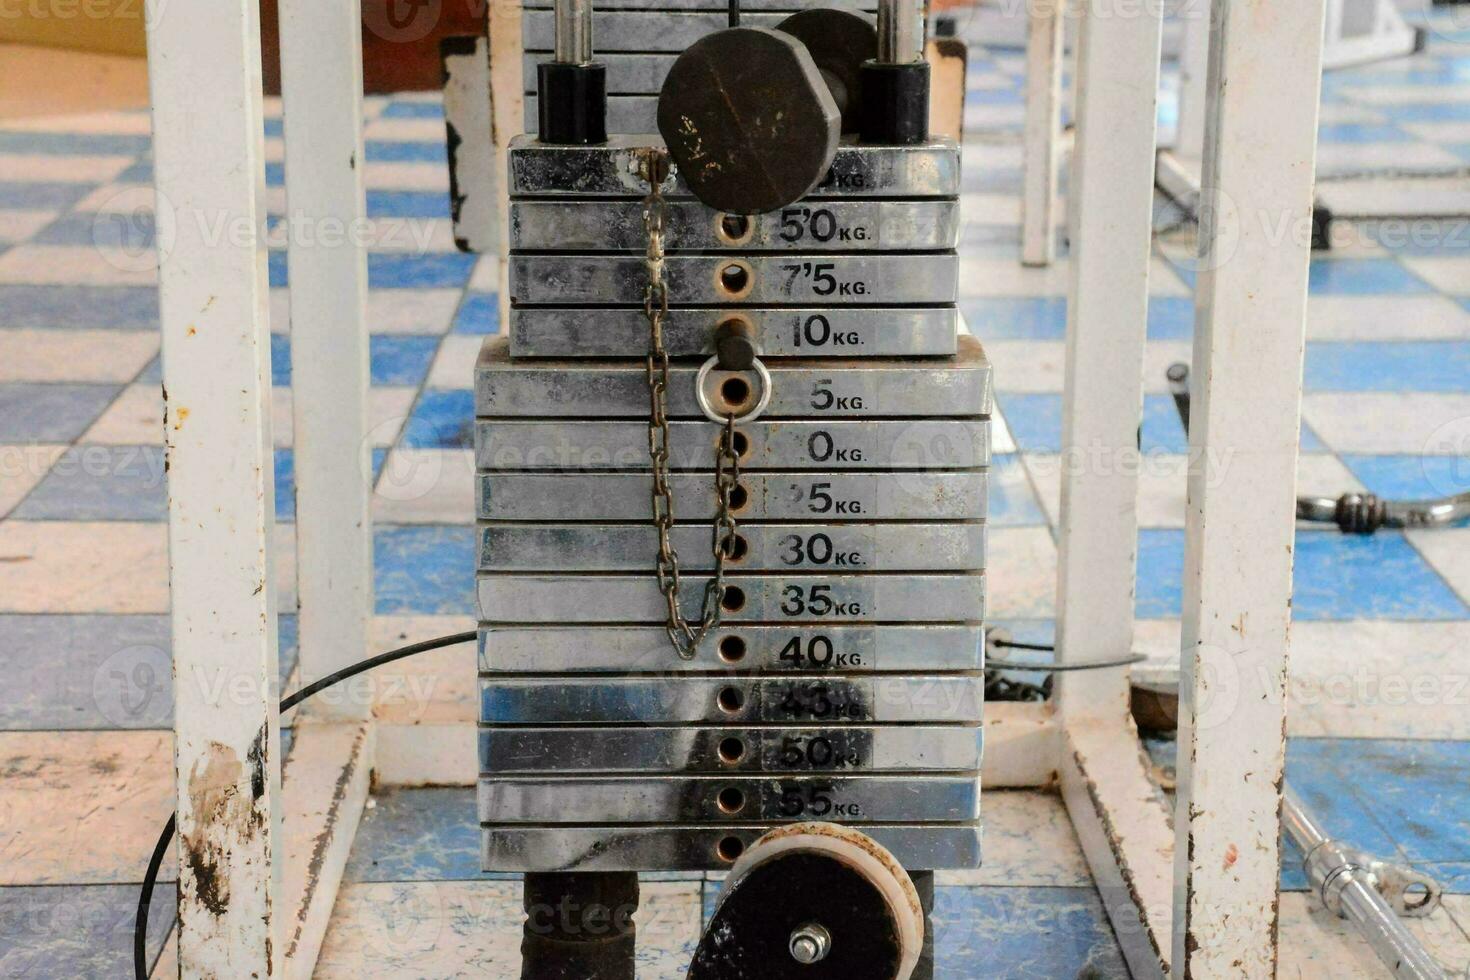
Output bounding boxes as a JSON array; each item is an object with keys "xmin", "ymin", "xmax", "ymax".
[{"xmin": 149, "ymin": 0, "xmax": 1323, "ymax": 975}]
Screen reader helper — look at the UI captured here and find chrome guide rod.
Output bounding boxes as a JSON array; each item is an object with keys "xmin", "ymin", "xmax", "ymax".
[
  {"xmin": 1283, "ymin": 786, "xmax": 1448, "ymax": 980},
  {"xmin": 554, "ymin": 0, "xmax": 594, "ymax": 65},
  {"xmin": 876, "ymin": 0, "xmax": 925, "ymax": 64}
]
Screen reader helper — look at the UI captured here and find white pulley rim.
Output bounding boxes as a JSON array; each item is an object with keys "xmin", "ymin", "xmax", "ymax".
[
  {"xmin": 695, "ymin": 355, "xmax": 772, "ymax": 425},
  {"xmin": 721, "ymin": 822, "xmax": 923, "ymax": 980}
]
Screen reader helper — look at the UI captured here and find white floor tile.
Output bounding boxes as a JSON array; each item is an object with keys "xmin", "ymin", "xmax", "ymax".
[
  {"xmin": 986, "ymin": 526, "xmax": 1057, "ymax": 618},
  {"xmin": 0, "ymin": 209, "xmax": 58, "ymax": 244},
  {"xmin": 938, "ymin": 790, "xmax": 1091, "ymax": 887},
  {"xmin": 272, "ymin": 387, "xmax": 417, "ymax": 448},
  {"xmin": 368, "ymin": 288, "xmax": 464, "ymax": 334},
  {"xmin": 81, "ymin": 383, "xmax": 163, "ymax": 445},
  {"xmin": 1302, "ymin": 393, "xmax": 1470, "ymax": 454},
  {"xmin": 0, "ymin": 152, "xmax": 134, "ymax": 183},
  {"xmin": 983, "ymin": 340, "xmax": 1064, "ymax": 393},
  {"xmin": 0, "ymin": 329, "xmax": 157, "ymax": 383},
  {"xmin": 1400, "ymin": 255, "xmax": 1470, "ymax": 297},
  {"xmin": 425, "ymin": 334, "xmax": 484, "ymax": 390},
  {"xmin": 1279, "ymin": 893, "xmax": 1470, "ymax": 979},
  {"xmin": 0, "ymin": 443, "xmax": 67, "ymax": 518},
  {"xmin": 364, "ymin": 161, "xmax": 451, "ymax": 192},
  {"xmin": 1307, "ymin": 295, "xmax": 1470, "ymax": 340},
  {"xmin": 0, "ymin": 243, "xmax": 156, "ymax": 287},
  {"xmin": 0, "ymin": 730, "xmax": 175, "ymax": 885},
  {"xmin": 0, "ymin": 520, "xmax": 168, "ymax": 613},
  {"xmin": 372, "ymin": 448, "xmax": 476, "ymax": 525},
  {"xmin": 1409, "ymin": 526, "xmax": 1470, "ymax": 608}
]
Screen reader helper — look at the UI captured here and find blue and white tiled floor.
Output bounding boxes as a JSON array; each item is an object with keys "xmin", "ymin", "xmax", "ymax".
[{"xmin": 5, "ymin": 6, "xmax": 1470, "ymax": 977}]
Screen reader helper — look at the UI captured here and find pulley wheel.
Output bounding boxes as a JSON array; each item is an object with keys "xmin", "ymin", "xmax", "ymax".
[
  {"xmin": 658, "ymin": 27, "xmax": 841, "ymax": 215},
  {"xmin": 686, "ymin": 823, "xmax": 924, "ymax": 980},
  {"xmin": 776, "ymin": 9, "xmax": 879, "ymax": 133}
]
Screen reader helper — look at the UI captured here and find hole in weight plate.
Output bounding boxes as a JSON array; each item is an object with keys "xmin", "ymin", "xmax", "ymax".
[
  {"xmin": 717, "ymin": 786, "xmax": 746, "ymax": 813},
  {"xmin": 721, "ymin": 586, "xmax": 746, "ymax": 613},
  {"xmin": 718, "ymin": 686, "xmax": 745, "ymax": 712},
  {"xmin": 719, "ymin": 635, "xmax": 747, "ymax": 663},
  {"xmin": 721, "ymin": 534, "xmax": 749, "ymax": 561},
  {"xmin": 719, "ymin": 263, "xmax": 750, "ymax": 296},
  {"xmin": 718, "ymin": 213, "xmax": 752, "ymax": 244},
  {"xmin": 729, "ymin": 484, "xmax": 749, "ymax": 510},
  {"xmin": 731, "ymin": 431, "xmax": 750, "ymax": 457},
  {"xmin": 720, "ymin": 376, "xmax": 752, "ymax": 408},
  {"xmin": 717, "ymin": 836, "xmax": 745, "ymax": 863},
  {"xmin": 718, "ymin": 736, "xmax": 746, "ymax": 763}
]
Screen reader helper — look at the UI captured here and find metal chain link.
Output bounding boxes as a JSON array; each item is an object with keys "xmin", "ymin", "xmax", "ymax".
[{"xmin": 639, "ymin": 147, "xmax": 741, "ymax": 660}]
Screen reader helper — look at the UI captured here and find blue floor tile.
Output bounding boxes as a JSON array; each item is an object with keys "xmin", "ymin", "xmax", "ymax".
[
  {"xmin": 365, "ymin": 139, "xmax": 447, "ymax": 163},
  {"xmin": 932, "ymin": 886, "xmax": 1129, "ymax": 979},
  {"xmin": 1340, "ymin": 739, "xmax": 1470, "ymax": 862},
  {"xmin": 367, "ymin": 189, "xmax": 452, "ymax": 219},
  {"xmin": 1136, "ymin": 529, "xmax": 1185, "ymax": 619},
  {"xmin": 962, "ymin": 298, "xmax": 1068, "ymax": 340},
  {"xmin": 1391, "ymin": 103, "xmax": 1470, "ymax": 122},
  {"xmin": 374, "ymin": 525, "xmax": 476, "ymax": 615},
  {"xmin": 1305, "ymin": 341, "xmax": 1470, "ymax": 393},
  {"xmin": 1318, "ymin": 123, "xmax": 1413, "ymax": 143},
  {"xmin": 1368, "ymin": 217, "xmax": 1470, "ymax": 257},
  {"xmin": 0, "ymin": 383, "xmax": 119, "ymax": 441},
  {"xmin": 0, "ymin": 130, "xmax": 149, "ymax": 156},
  {"xmin": 345, "ymin": 786, "xmax": 502, "ymax": 882},
  {"xmin": 1342, "ymin": 454, "xmax": 1470, "ymax": 500},
  {"xmin": 997, "ymin": 393, "xmax": 1062, "ymax": 452},
  {"xmin": 137, "ymin": 356, "xmax": 162, "ymax": 383},
  {"xmin": 0, "ymin": 181, "xmax": 98, "ymax": 211},
  {"xmin": 0, "ymin": 285, "xmax": 158, "ymax": 329},
  {"xmin": 1141, "ymin": 394, "xmax": 1190, "ymax": 454},
  {"xmin": 270, "ymin": 335, "xmax": 440, "ymax": 387},
  {"xmin": 1309, "ymin": 259, "xmax": 1433, "ymax": 295},
  {"xmin": 383, "ymin": 101, "xmax": 445, "ymax": 119},
  {"xmin": 11, "ymin": 445, "xmax": 167, "ymax": 520},
  {"xmin": 265, "ymin": 161, "xmax": 285, "ymax": 187},
  {"xmin": 1293, "ymin": 530, "xmax": 1469, "ymax": 620},
  {"xmin": 989, "ymin": 455, "xmax": 1048, "ymax": 526},
  {"xmin": 1147, "ymin": 296, "xmax": 1195, "ymax": 340},
  {"xmin": 452, "ymin": 290, "xmax": 501, "ymax": 334},
  {"xmin": 0, "ymin": 883, "xmax": 176, "ymax": 977},
  {"xmin": 34, "ymin": 210, "xmax": 155, "ymax": 250},
  {"xmin": 368, "ymin": 251, "xmax": 475, "ymax": 288},
  {"xmin": 264, "ymin": 117, "xmax": 284, "ymax": 138},
  {"xmin": 401, "ymin": 388, "xmax": 475, "ymax": 450},
  {"xmin": 1139, "ymin": 528, "xmax": 1468, "ymax": 620},
  {"xmin": 0, "ymin": 613, "xmax": 298, "ymax": 730}
]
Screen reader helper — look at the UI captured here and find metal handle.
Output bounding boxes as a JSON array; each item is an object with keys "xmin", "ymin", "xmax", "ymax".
[
  {"xmin": 554, "ymin": 0, "xmax": 594, "ymax": 65},
  {"xmin": 876, "ymin": 0, "xmax": 925, "ymax": 64}
]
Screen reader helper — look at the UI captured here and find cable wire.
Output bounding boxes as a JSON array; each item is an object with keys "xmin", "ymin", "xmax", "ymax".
[{"xmin": 134, "ymin": 630, "xmax": 477, "ymax": 980}]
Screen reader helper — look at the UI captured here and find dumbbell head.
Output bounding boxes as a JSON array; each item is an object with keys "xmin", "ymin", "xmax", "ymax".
[
  {"xmin": 775, "ymin": 9, "xmax": 879, "ymax": 134},
  {"xmin": 657, "ymin": 27, "xmax": 840, "ymax": 215}
]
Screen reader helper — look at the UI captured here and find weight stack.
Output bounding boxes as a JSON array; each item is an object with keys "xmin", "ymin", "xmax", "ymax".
[{"xmin": 477, "ymin": 134, "xmax": 988, "ymax": 874}]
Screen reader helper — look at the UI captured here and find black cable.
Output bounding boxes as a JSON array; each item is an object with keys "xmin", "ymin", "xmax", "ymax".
[
  {"xmin": 728, "ymin": 0, "xmax": 740, "ymax": 27},
  {"xmin": 134, "ymin": 630, "xmax": 477, "ymax": 980},
  {"xmin": 986, "ymin": 637, "xmax": 1147, "ymax": 673}
]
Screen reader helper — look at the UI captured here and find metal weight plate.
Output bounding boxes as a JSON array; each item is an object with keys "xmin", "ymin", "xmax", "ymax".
[
  {"xmin": 480, "ymin": 675, "xmax": 983, "ymax": 724},
  {"xmin": 474, "ymin": 420, "xmax": 989, "ymax": 471},
  {"xmin": 508, "ymin": 253, "xmax": 956, "ymax": 306},
  {"xmin": 509, "ymin": 198, "xmax": 959, "ymax": 251},
  {"xmin": 477, "ymin": 624, "xmax": 983, "ymax": 674},
  {"xmin": 477, "ymin": 471, "xmax": 989, "ymax": 521},
  {"xmin": 508, "ymin": 135, "xmax": 961, "ymax": 199},
  {"xmin": 508, "ymin": 306, "xmax": 958, "ymax": 359},
  {"xmin": 478, "ymin": 725, "xmax": 982, "ymax": 773},
  {"xmin": 475, "ymin": 336, "xmax": 990, "ymax": 418},
  {"xmin": 477, "ymin": 775, "xmax": 979, "ymax": 824},
  {"xmin": 477, "ymin": 523, "xmax": 985, "ymax": 573},
  {"xmin": 777, "ymin": 9, "xmax": 879, "ymax": 133},
  {"xmin": 476, "ymin": 573, "xmax": 985, "ymax": 623},
  {"xmin": 657, "ymin": 28, "xmax": 840, "ymax": 214},
  {"xmin": 481, "ymin": 823, "xmax": 981, "ymax": 874}
]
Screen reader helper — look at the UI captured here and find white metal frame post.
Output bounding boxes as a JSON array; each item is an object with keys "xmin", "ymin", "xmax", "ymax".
[
  {"xmin": 145, "ymin": 0, "xmax": 281, "ymax": 974},
  {"xmin": 278, "ymin": 0, "xmax": 375, "ymax": 723},
  {"xmin": 1053, "ymin": 1, "xmax": 1174, "ymax": 976},
  {"xmin": 1173, "ymin": 0, "xmax": 1327, "ymax": 973},
  {"xmin": 1021, "ymin": 0, "xmax": 1065, "ymax": 267},
  {"xmin": 1155, "ymin": 2, "xmax": 1212, "ymax": 213}
]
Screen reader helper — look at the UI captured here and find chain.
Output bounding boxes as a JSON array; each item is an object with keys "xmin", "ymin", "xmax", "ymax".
[{"xmin": 640, "ymin": 147, "xmax": 742, "ymax": 660}]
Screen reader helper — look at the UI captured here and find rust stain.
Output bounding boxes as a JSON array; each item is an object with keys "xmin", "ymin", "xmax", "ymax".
[
  {"xmin": 181, "ymin": 731, "xmax": 270, "ymax": 921},
  {"xmin": 173, "ymin": 407, "xmax": 190, "ymax": 431},
  {"xmin": 1223, "ymin": 842, "xmax": 1239, "ymax": 870}
]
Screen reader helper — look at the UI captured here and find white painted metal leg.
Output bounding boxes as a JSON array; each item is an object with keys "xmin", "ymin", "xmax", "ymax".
[
  {"xmin": 278, "ymin": 0, "xmax": 374, "ymax": 722},
  {"xmin": 1173, "ymin": 1, "xmax": 1327, "ymax": 974},
  {"xmin": 145, "ymin": 0, "xmax": 280, "ymax": 973},
  {"xmin": 1054, "ymin": 3, "xmax": 1172, "ymax": 977},
  {"xmin": 1021, "ymin": 1, "xmax": 1065, "ymax": 267}
]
